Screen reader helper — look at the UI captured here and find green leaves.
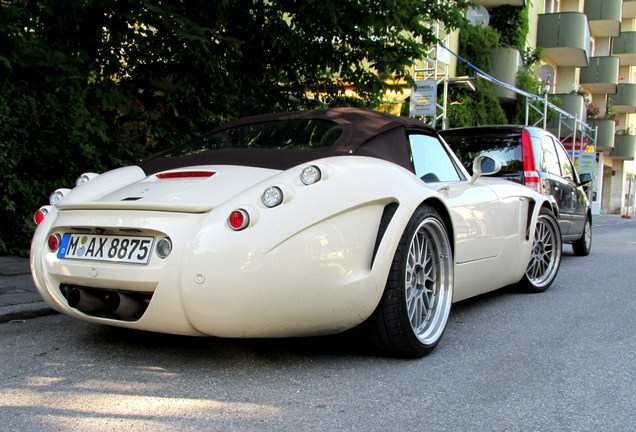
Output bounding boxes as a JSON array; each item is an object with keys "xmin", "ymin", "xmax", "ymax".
[{"xmin": 0, "ymin": 0, "xmax": 470, "ymax": 253}]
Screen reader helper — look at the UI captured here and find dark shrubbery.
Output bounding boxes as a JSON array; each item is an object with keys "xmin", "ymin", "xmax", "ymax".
[{"xmin": 0, "ymin": 0, "xmax": 470, "ymax": 254}]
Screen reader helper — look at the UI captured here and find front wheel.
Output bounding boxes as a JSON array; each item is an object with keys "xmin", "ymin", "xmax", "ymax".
[
  {"xmin": 519, "ymin": 207, "xmax": 562, "ymax": 292},
  {"xmin": 368, "ymin": 206, "xmax": 454, "ymax": 358},
  {"xmin": 571, "ymin": 216, "xmax": 592, "ymax": 256}
]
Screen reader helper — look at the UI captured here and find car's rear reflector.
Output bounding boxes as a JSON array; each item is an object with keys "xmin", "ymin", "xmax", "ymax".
[
  {"xmin": 34, "ymin": 207, "xmax": 49, "ymax": 225},
  {"xmin": 156, "ymin": 171, "xmax": 216, "ymax": 179},
  {"xmin": 228, "ymin": 209, "xmax": 249, "ymax": 231}
]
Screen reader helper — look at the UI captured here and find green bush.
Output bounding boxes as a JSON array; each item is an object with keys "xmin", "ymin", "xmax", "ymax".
[
  {"xmin": 0, "ymin": 80, "xmax": 109, "ymax": 254},
  {"xmin": 489, "ymin": 5, "xmax": 529, "ymax": 51}
]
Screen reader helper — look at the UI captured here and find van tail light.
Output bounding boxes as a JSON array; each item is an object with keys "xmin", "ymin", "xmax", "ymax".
[{"xmin": 521, "ymin": 130, "xmax": 542, "ymax": 193}]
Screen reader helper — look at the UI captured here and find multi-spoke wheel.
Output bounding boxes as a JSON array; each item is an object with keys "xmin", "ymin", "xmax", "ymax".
[
  {"xmin": 571, "ymin": 216, "xmax": 592, "ymax": 256},
  {"xmin": 519, "ymin": 207, "xmax": 562, "ymax": 292},
  {"xmin": 368, "ymin": 206, "xmax": 453, "ymax": 358}
]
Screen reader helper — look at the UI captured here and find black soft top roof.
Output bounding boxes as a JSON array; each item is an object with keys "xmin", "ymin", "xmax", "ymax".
[{"xmin": 140, "ymin": 107, "xmax": 433, "ymax": 174}]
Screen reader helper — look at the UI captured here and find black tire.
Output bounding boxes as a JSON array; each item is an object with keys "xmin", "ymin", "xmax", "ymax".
[
  {"xmin": 519, "ymin": 207, "xmax": 562, "ymax": 292},
  {"xmin": 571, "ymin": 216, "xmax": 592, "ymax": 256},
  {"xmin": 368, "ymin": 206, "xmax": 454, "ymax": 358}
]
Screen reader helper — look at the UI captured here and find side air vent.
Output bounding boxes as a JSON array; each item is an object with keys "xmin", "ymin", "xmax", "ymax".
[{"xmin": 370, "ymin": 202, "xmax": 399, "ymax": 269}]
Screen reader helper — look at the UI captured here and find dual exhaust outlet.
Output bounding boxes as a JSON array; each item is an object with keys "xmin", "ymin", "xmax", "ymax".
[{"xmin": 65, "ymin": 287, "xmax": 148, "ymax": 321}]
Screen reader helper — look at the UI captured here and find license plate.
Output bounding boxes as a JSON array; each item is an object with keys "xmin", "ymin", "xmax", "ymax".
[{"xmin": 57, "ymin": 233, "xmax": 155, "ymax": 264}]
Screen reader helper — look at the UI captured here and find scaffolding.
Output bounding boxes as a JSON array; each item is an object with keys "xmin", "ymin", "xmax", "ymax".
[{"xmin": 414, "ymin": 40, "xmax": 597, "ymax": 172}]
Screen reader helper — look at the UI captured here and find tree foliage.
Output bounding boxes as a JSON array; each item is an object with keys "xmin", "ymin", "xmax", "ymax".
[{"xmin": 0, "ymin": 0, "xmax": 469, "ymax": 253}]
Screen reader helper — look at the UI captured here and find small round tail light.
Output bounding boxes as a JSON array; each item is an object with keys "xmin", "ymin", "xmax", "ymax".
[
  {"xmin": 301, "ymin": 165, "xmax": 321, "ymax": 185},
  {"xmin": 48, "ymin": 234, "xmax": 61, "ymax": 252},
  {"xmin": 49, "ymin": 188, "xmax": 71, "ymax": 205},
  {"xmin": 228, "ymin": 209, "xmax": 249, "ymax": 231},
  {"xmin": 34, "ymin": 208, "xmax": 49, "ymax": 225},
  {"xmin": 262, "ymin": 186, "xmax": 283, "ymax": 208}
]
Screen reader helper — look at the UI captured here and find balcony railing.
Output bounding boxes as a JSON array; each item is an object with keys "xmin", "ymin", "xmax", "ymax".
[
  {"xmin": 587, "ymin": 119, "xmax": 615, "ymax": 152},
  {"xmin": 548, "ymin": 94, "xmax": 587, "ymax": 133},
  {"xmin": 579, "ymin": 56, "xmax": 619, "ymax": 95},
  {"xmin": 584, "ymin": 0, "xmax": 622, "ymax": 37},
  {"xmin": 610, "ymin": 134, "xmax": 636, "ymax": 160},
  {"xmin": 609, "ymin": 84, "xmax": 636, "ymax": 113},
  {"xmin": 537, "ymin": 13, "xmax": 591, "ymax": 67},
  {"xmin": 612, "ymin": 32, "xmax": 636, "ymax": 65}
]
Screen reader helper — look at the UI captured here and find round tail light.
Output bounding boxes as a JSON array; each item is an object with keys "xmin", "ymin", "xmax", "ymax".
[
  {"xmin": 156, "ymin": 237, "xmax": 172, "ymax": 259},
  {"xmin": 262, "ymin": 186, "xmax": 283, "ymax": 208},
  {"xmin": 228, "ymin": 209, "xmax": 249, "ymax": 231},
  {"xmin": 34, "ymin": 208, "xmax": 49, "ymax": 225},
  {"xmin": 48, "ymin": 234, "xmax": 61, "ymax": 252},
  {"xmin": 301, "ymin": 165, "xmax": 321, "ymax": 185}
]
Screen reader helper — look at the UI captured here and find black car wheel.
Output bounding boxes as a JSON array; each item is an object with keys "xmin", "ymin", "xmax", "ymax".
[
  {"xmin": 368, "ymin": 206, "xmax": 453, "ymax": 358},
  {"xmin": 571, "ymin": 216, "xmax": 592, "ymax": 256}
]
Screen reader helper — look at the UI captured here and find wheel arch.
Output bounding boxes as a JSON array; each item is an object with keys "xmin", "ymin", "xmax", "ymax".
[{"xmin": 419, "ymin": 197, "xmax": 455, "ymax": 256}]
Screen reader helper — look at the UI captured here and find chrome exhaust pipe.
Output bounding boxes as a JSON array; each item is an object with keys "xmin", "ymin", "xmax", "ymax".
[
  {"xmin": 66, "ymin": 288, "xmax": 105, "ymax": 313},
  {"xmin": 105, "ymin": 292, "xmax": 145, "ymax": 318}
]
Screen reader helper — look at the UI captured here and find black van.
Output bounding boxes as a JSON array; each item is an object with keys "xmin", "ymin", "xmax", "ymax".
[{"xmin": 440, "ymin": 125, "xmax": 592, "ymax": 256}]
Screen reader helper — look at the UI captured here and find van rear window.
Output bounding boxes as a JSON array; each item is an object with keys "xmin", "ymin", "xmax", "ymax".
[{"xmin": 441, "ymin": 131, "xmax": 523, "ymax": 174}]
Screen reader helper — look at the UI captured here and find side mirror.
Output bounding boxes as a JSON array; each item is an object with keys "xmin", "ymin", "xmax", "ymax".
[
  {"xmin": 470, "ymin": 155, "xmax": 501, "ymax": 184},
  {"xmin": 578, "ymin": 173, "xmax": 592, "ymax": 186}
]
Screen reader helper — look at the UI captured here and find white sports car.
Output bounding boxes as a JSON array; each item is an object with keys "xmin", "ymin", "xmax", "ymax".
[{"xmin": 31, "ymin": 108, "xmax": 562, "ymax": 358}]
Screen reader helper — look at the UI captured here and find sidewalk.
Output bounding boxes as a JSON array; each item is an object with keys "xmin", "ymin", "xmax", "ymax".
[
  {"xmin": 1, "ymin": 214, "xmax": 634, "ymax": 324},
  {"xmin": 0, "ymin": 256, "xmax": 54, "ymax": 323}
]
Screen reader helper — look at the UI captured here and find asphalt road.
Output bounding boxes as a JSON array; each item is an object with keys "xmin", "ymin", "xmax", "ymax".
[{"xmin": 1, "ymin": 221, "xmax": 635, "ymax": 431}]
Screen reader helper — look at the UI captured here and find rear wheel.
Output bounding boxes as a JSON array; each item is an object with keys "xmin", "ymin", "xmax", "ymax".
[
  {"xmin": 571, "ymin": 216, "xmax": 592, "ymax": 256},
  {"xmin": 519, "ymin": 207, "xmax": 562, "ymax": 292},
  {"xmin": 368, "ymin": 206, "xmax": 454, "ymax": 358}
]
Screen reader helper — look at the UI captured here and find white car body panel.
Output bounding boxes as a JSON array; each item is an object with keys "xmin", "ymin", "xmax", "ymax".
[
  {"xmin": 31, "ymin": 108, "xmax": 557, "ymax": 349},
  {"xmin": 31, "ymin": 155, "xmax": 544, "ymax": 337}
]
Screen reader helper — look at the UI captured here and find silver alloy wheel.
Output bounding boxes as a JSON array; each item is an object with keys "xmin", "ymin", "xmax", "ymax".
[
  {"xmin": 526, "ymin": 213, "xmax": 561, "ymax": 288},
  {"xmin": 404, "ymin": 217, "xmax": 453, "ymax": 345}
]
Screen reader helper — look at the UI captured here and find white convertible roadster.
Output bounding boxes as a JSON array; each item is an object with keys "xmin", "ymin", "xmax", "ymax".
[{"xmin": 31, "ymin": 108, "xmax": 562, "ymax": 357}]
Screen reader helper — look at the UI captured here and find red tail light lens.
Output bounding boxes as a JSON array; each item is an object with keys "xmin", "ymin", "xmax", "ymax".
[
  {"xmin": 521, "ymin": 130, "xmax": 541, "ymax": 192},
  {"xmin": 48, "ymin": 234, "xmax": 61, "ymax": 252},
  {"xmin": 228, "ymin": 209, "xmax": 249, "ymax": 231},
  {"xmin": 156, "ymin": 171, "xmax": 216, "ymax": 179},
  {"xmin": 34, "ymin": 208, "xmax": 49, "ymax": 225}
]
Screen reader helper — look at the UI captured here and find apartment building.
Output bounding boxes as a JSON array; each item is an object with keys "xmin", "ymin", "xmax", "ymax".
[{"xmin": 438, "ymin": 0, "xmax": 636, "ymax": 215}]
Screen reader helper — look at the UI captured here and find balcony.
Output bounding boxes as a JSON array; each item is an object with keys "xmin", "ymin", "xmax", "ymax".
[
  {"xmin": 469, "ymin": 0, "xmax": 525, "ymax": 6},
  {"xmin": 587, "ymin": 119, "xmax": 615, "ymax": 152},
  {"xmin": 584, "ymin": 0, "xmax": 622, "ymax": 37},
  {"xmin": 624, "ymin": 0, "xmax": 636, "ymax": 19},
  {"xmin": 536, "ymin": 13, "xmax": 591, "ymax": 67},
  {"xmin": 549, "ymin": 94, "xmax": 586, "ymax": 133},
  {"xmin": 490, "ymin": 47, "xmax": 522, "ymax": 102},
  {"xmin": 579, "ymin": 56, "xmax": 619, "ymax": 95},
  {"xmin": 612, "ymin": 32, "xmax": 636, "ymax": 65},
  {"xmin": 610, "ymin": 134, "xmax": 636, "ymax": 160},
  {"xmin": 609, "ymin": 84, "xmax": 636, "ymax": 113}
]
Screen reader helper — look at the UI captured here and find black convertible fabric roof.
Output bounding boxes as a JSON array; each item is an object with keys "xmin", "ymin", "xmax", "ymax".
[{"xmin": 140, "ymin": 107, "xmax": 433, "ymax": 174}]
